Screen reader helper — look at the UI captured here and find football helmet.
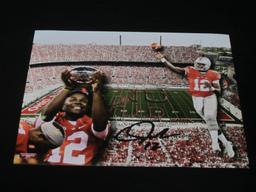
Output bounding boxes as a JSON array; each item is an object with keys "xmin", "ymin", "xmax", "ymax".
[
  {"xmin": 194, "ymin": 57, "xmax": 211, "ymax": 71},
  {"xmin": 40, "ymin": 121, "xmax": 65, "ymax": 147}
]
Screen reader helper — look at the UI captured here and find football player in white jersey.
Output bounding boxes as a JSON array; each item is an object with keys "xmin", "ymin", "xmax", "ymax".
[{"xmin": 154, "ymin": 49, "xmax": 235, "ymax": 158}]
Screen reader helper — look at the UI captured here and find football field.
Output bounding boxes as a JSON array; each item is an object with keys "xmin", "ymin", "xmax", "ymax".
[
  {"xmin": 104, "ymin": 88, "xmax": 236, "ymax": 122},
  {"xmin": 21, "ymin": 87, "xmax": 237, "ymax": 123}
]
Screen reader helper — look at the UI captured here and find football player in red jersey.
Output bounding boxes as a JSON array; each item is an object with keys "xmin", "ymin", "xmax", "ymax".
[
  {"xmin": 154, "ymin": 52, "xmax": 235, "ymax": 158},
  {"xmin": 14, "ymin": 120, "xmax": 65, "ymax": 164},
  {"xmin": 36, "ymin": 69, "xmax": 110, "ymax": 165}
]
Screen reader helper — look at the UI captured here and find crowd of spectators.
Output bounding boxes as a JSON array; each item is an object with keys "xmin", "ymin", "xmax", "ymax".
[
  {"xmin": 97, "ymin": 121, "xmax": 248, "ymax": 168},
  {"xmin": 220, "ymin": 74, "xmax": 240, "ymax": 108},
  {"xmin": 30, "ymin": 44, "xmax": 198, "ymax": 64},
  {"xmin": 24, "ymin": 44, "xmax": 240, "ymax": 117},
  {"xmin": 24, "ymin": 63, "xmax": 242, "ymax": 112},
  {"xmin": 23, "ymin": 66, "xmax": 66, "ymax": 107},
  {"xmin": 18, "ymin": 44, "xmax": 247, "ymax": 167},
  {"xmin": 24, "ymin": 64, "xmax": 188, "ymax": 95}
]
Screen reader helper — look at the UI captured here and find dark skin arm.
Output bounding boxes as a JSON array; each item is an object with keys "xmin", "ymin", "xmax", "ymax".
[
  {"xmin": 155, "ymin": 52, "xmax": 185, "ymax": 74},
  {"xmin": 91, "ymin": 72, "xmax": 108, "ymax": 132},
  {"xmin": 41, "ymin": 69, "xmax": 109, "ymax": 131},
  {"xmin": 155, "ymin": 50, "xmax": 221, "ymax": 94},
  {"xmin": 41, "ymin": 69, "xmax": 73, "ymax": 121}
]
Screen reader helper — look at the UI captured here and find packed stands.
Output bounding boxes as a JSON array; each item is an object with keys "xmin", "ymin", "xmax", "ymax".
[
  {"xmin": 18, "ymin": 44, "xmax": 248, "ymax": 168},
  {"xmin": 97, "ymin": 121, "xmax": 248, "ymax": 168},
  {"xmin": 30, "ymin": 44, "xmax": 199, "ymax": 64}
]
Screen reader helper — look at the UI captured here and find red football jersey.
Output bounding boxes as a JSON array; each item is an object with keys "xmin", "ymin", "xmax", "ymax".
[
  {"xmin": 44, "ymin": 112, "xmax": 109, "ymax": 165},
  {"xmin": 16, "ymin": 120, "xmax": 33, "ymax": 153},
  {"xmin": 185, "ymin": 67, "xmax": 221, "ymax": 97}
]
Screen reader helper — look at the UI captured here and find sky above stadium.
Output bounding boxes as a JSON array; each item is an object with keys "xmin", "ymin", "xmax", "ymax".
[{"xmin": 33, "ymin": 30, "xmax": 231, "ymax": 48}]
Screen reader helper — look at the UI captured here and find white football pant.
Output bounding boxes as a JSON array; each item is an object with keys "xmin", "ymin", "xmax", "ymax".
[{"xmin": 192, "ymin": 94, "xmax": 219, "ymax": 131}]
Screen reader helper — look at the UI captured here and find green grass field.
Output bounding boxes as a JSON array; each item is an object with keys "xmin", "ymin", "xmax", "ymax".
[
  {"xmin": 105, "ymin": 88, "xmax": 201, "ymax": 120},
  {"xmin": 21, "ymin": 87, "xmax": 236, "ymax": 122}
]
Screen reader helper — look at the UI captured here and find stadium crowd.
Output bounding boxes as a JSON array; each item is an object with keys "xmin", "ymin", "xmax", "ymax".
[
  {"xmin": 220, "ymin": 74, "xmax": 241, "ymax": 108},
  {"xmin": 27, "ymin": 44, "xmax": 240, "ymax": 103},
  {"xmin": 18, "ymin": 44, "xmax": 247, "ymax": 167},
  {"xmin": 97, "ymin": 122, "xmax": 248, "ymax": 168},
  {"xmin": 24, "ymin": 64, "xmax": 188, "ymax": 104},
  {"xmin": 30, "ymin": 44, "xmax": 198, "ymax": 64},
  {"xmin": 24, "ymin": 66, "xmax": 240, "ymax": 109},
  {"xmin": 23, "ymin": 43, "xmax": 241, "ymax": 117}
]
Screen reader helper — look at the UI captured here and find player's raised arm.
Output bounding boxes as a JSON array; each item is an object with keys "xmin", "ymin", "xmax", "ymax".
[
  {"xmin": 41, "ymin": 69, "xmax": 74, "ymax": 121},
  {"xmin": 90, "ymin": 71, "xmax": 108, "ymax": 132},
  {"xmin": 155, "ymin": 52, "xmax": 185, "ymax": 74}
]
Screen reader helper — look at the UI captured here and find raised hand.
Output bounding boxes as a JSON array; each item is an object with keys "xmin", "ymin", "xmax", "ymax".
[
  {"xmin": 61, "ymin": 69, "xmax": 80, "ymax": 89},
  {"xmin": 154, "ymin": 52, "xmax": 165, "ymax": 59},
  {"xmin": 90, "ymin": 71, "xmax": 105, "ymax": 92}
]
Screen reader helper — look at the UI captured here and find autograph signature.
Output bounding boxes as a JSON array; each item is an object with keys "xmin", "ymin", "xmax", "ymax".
[{"xmin": 113, "ymin": 121, "xmax": 181, "ymax": 150}]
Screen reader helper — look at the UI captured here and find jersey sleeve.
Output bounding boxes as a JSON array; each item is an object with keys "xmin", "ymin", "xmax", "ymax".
[
  {"xmin": 210, "ymin": 70, "xmax": 221, "ymax": 81},
  {"xmin": 16, "ymin": 121, "xmax": 32, "ymax": 153}
]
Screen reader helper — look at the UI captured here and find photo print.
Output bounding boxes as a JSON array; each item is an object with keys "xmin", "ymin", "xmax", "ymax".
[{"xmin": 14, "ymin": 30, "xmax": 249, "ymax": 168}]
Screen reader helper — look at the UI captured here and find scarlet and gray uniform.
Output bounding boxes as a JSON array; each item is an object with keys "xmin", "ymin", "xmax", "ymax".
[
  {"xmin": 16, "ymin": 120, "xmax": 34, "ymax": 153},
  {"xmin": 43, "ymin": 112, "xmax": 110, "ymax": 165},
  {"xmin": 185, "ymin": 66, "xmax": 221, "ymax": 130}
]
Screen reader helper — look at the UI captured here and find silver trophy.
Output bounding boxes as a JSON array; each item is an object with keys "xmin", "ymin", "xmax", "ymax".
[{"xmin": 69, "ymin": 66, "xmax": 97, "ymax": 85}]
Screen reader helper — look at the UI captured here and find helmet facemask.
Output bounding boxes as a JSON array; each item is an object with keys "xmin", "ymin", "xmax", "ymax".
[{"xmin": 194, "ymin": 57, "xmax": 211, "ymax": 71}]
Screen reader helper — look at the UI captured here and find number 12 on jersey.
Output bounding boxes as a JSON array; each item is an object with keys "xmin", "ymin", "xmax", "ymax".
[
  {"xmin": 47, "ymin": 131, "xmax": 88, "ymax": 165},
  {"xmin": 194, "ymin": 79, "xmax": 210, "ymax": 92}
]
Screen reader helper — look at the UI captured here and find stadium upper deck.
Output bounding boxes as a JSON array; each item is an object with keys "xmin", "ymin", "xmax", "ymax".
[{"xmin": 29, "ymin": 44, "xmax": 199, "ymax": 65}]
